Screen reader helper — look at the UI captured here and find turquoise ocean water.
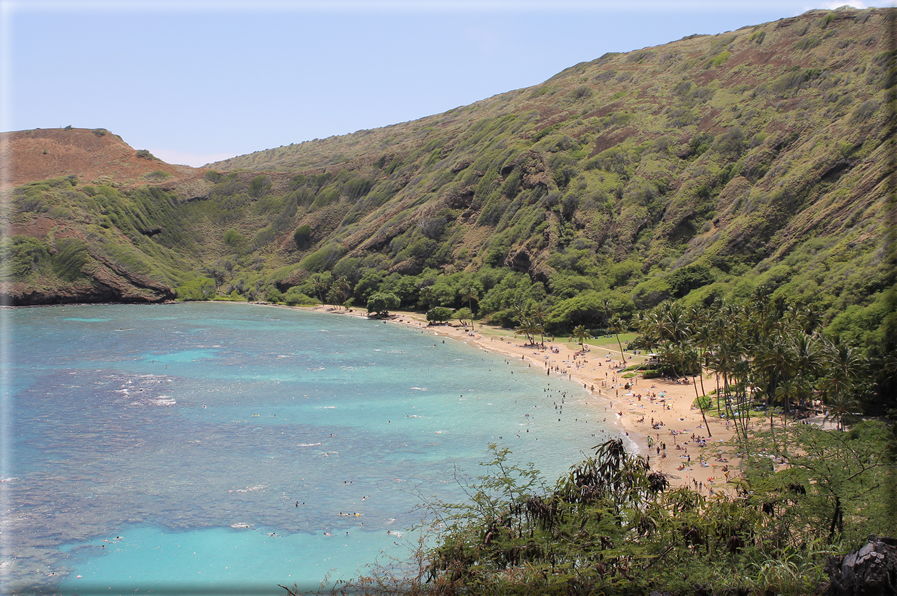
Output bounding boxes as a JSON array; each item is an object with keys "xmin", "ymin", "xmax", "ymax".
[{"xmin": 2, "ymin": 303, "xmax": 625, "ymax": 594}]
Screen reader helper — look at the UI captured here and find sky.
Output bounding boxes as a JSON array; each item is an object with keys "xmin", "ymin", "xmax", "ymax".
[{"xmin": 1, "ymin": 0, "xmax": 892, "ymax": 167}]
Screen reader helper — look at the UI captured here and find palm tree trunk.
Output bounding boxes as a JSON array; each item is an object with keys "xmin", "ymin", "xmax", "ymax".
[
  {"xmin": 715, "ymin": 370, "xmax": 721, "ymax": 417},
  {"xmin": 698, "ymin": 359, "xmax": 707, "ymax": 399},
  {"xmin": 692, "ymin": 375, "xmax": 712, "ymax": 438},
  {"xmin": 616, "ymin": 334, "xmax": 626, "ymax": 363},
  {"xmin": 468, "ymin": 297, "xmax": 475, "ymax": 330}
]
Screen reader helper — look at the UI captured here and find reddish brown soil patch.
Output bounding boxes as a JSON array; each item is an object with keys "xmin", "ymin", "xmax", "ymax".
[{"xmin": 1, "ymin": 127, "xmax": 201, "ymax": 189}]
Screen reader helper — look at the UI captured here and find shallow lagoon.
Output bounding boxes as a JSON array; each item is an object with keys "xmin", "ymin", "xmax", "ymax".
[{"xmin": 3, "ymin": 303, "xmax": 624, "ymax": 594}]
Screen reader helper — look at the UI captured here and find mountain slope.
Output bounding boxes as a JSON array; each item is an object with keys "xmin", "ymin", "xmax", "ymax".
[
  {"xmin": 207, "ymin": 7, "xmax": 895, "ymax": 311},
  {"xmin": 2, "ymin": 7, "xmax": 895, "ymax": 334}
]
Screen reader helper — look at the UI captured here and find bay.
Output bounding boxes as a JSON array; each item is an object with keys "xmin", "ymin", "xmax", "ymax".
[{"xmin": 1, "ymin": 302, "xmax": 625, "ymax": 594}]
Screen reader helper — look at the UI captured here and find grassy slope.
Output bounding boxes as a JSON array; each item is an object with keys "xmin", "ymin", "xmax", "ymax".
[
  {"xmin": 208, "ymin": 7, "xmax": 896, "ymax": 317},
  {"xmin": 3, "ymin": 7, "xmax": 895, "ymax": 320}
]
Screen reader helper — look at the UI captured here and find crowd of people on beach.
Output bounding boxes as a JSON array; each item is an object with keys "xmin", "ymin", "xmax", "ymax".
[{"xmin": 309, "ymin": 305, "xmax": 741, "ymax": 494}]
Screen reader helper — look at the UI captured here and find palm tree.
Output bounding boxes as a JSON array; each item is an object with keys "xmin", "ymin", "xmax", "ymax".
[
  {"xmin": 818, "ymin": 337, "xmax": 866, "ymax": 430},
  {"xmin": 516, "ymin": 320, "xmax": 540, "ymax": 346},
  {"xmin": 752, "ymin": 334, "xmax": 794, "ymax": 441},
  {"xmin": 459, "ymin": 286, "xmax": 478, "ymax": 324},
  {"xmin": 823, "ymin": 390, "xmax": 863, "ymax": 431},
  {"xmin": 818, "ymin": 338, "xmax": 865, "ymax": 404},
  {"xmin": 572, "ymin": 325, "xmax": 590, "ymax": 352},
  {"xmin": 331, "ymin": 276, "xmax": 352, "ymax": 309},
  {"xmin": 657, "ymin": 341, "xmax": 682, "ymax": 378},
  {"xmin": 656, "ymin": 301, "xmax": 689, "ymax": 346},
  {"xmin": 707, "ymin": 336, "xmax": 740, "ymax": 420},
  {"xmin": 311, "ymin": 273, "xmax": 330, "ymax": 305},
  {"xmin": 787, "ymin": 330, "xmax": 823, "ymax": 414},
  {"xmin": 682, "ymin": 347, "xmax": 712, "ymax": 437},
  {"xmin": 687, "ymin": 305, "xmax": 713, "ymax": 398},
  {"xmin": 531, "ymin": 303, "xmax": 548, "ymax": 346},
  {"xmin": 775, "ymin": 380, "xmax": 799, "ymax": 436},
  {"xmin": 326, "ymin": 285, "xmax": 341, "ymax": 307},
  {"xmin": 635, "ymin": 310, "xmax": 660, "ymax": 354},
  {"xmin": 608, "ymin": 315, "xmax": 628, "ymax": 363},
  {"xmin": 513, "ymin": 304, "xmax": 539, "ymax": 345}
]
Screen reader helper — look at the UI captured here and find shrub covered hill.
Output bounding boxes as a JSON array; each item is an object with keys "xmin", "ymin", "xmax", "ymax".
[{"xmin": 3, "ymin": 8, "xmax": 895, "ymax": 344}]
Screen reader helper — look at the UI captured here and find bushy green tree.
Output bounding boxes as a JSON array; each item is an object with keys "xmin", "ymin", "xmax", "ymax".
[
  {"xmin": 367, "ymin": 292, "xmax": 400, "ymax": 317},
  {"xmin": 427, "ymin": 306, "xmax": 453, "ymax": 324},
  {"xmin": 454, "ymin": 307, "xmax": 473, "ymax": 326},
  {"xmin": 248, "ymin": 175, "xmax": 272, "ymax": 198},
  {"xmin": 328, "ymin": 427, "xmax": 896, "ymax": 595},
  {"xmin": 175, "ymin": 277, "xmax": 215, "ymax": 301},
  {"xmin": 5, "ymin": 236, "xmax": 51, "ymax": 279},
  {"xmin": 264, "ymin": 287, "xmax": 284, "ymax": 303},
  {"xmin": 283, "ymin": 287, "xmax": 317, "ymax": 306},
  {"xmin": 292, "ymin": 224, "xmax": 312, "ymax": 249},
  {"xmin": 223, "ymin": 229, "xmax": 247, "ymax": 253}
]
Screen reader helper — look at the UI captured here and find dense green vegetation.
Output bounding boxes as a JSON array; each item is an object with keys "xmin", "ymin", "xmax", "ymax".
[
  {"xmin": 632, "ymin": 294, "xmax": 896, "ymax": 424},
  {"xmin": 285, "ymin": 297, "xmax": 894, "ymax": 595},
  {"xmin": 2, "ymin": 8, "xmax": 894, "ymax": 396},
  {"xmin": 2, "ymin": 9, "xmax": 893, "ymax": 593},
  {"xmin": 3, "ymin": 9, "xmax": 893, "ymax": 410},
  {"xmin": 5, "ymin": 8, "xmax": 894, "ymax": 315},
  {"xmin": 306, "ymin": 423, "xmax": 894, "ymax": 595}
]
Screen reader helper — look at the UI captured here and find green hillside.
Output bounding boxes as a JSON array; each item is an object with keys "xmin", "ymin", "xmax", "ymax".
[
  {"xmin": 3, "ymin": 10, "xmax": 897, "ymax": 590},
  {"xmin": 208, "ymin": 8, "xmax": 895, "ymax": 326},
  {"xmin": 3, "ymin": 7, "xmax": 894, "ymax": 348}
]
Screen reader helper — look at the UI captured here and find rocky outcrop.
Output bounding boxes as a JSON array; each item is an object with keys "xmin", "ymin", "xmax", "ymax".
[
  {"xmin": 824, "ymin": 536, "xmax": 897, "ymax": 596},
  {"xmin": 1, "ymin": 251, "xmax": 175, "ymax": 306},
  {"xmin": 87, "ymin": 251, "xmax": 176, "ymax": 303}
]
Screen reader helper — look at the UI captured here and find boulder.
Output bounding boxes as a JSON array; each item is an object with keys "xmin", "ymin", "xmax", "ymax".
[{"xmin": 824, "ymin": 536, "xmax": 897, "ymax": 595}]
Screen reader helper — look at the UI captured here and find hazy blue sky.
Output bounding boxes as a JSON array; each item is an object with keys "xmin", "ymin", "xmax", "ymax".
[{"xmin": 1, "ymin": 1, "xmax": 890, "ymax": 166}]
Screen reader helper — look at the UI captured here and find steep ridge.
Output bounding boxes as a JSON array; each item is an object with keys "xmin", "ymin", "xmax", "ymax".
[
  {"xmin": 207, "ymin": 7, "xmax": 895, "ymax": 308},
  {"xmin": 1, "ymin": 7, "xmax": 894, "ymax": 332}
]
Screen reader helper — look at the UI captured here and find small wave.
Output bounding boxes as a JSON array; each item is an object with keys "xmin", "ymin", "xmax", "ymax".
[
  {"xmin": 151, "ymin": 396, "xmax": 176, "ymax": 406},
  {"xmin": 230, "ymin": 523, "xmax": 250, "ymax": 529},
  {"xmin": 297, "ymin": 442, "xmax": 322, "ymax": 447},
  {"xmin": 231, "ymin": 484, "xmax": 267, "ymax": 494},
  {"xmin": 410, "ymin": 387, "xmax": 427, "ymax": 391}
]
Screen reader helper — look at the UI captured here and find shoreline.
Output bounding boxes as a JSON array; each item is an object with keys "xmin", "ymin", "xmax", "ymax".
[
  {"xmin": 293, "ymin": 304, "xmax": 739, "ymax": 493},
  {"xmin": 16, "ymin": 299, "xmax": 739, "ymax": 492}
]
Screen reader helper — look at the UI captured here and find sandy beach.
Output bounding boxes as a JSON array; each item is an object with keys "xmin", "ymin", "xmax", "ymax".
[{"xmin": 294, "ymin": 304, "xmax": 739, "ymax": 495}]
